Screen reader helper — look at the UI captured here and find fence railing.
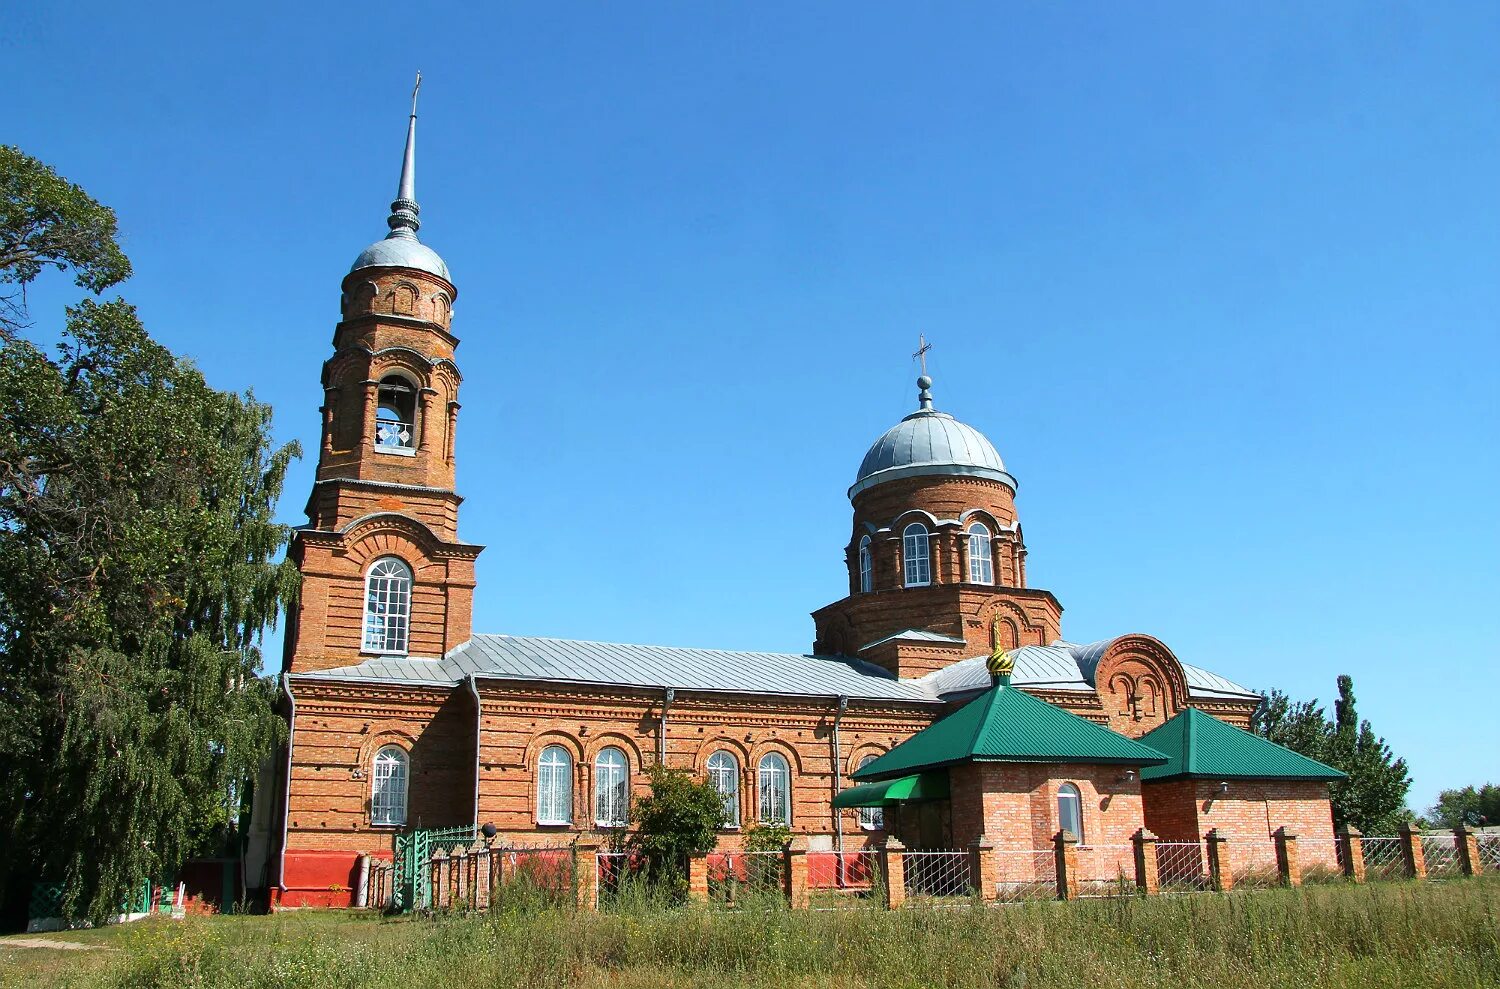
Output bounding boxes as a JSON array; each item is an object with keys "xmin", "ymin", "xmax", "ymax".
[
  {"xmin": 1422, "ymin": 834, "xmax": 1462, "ymax": 879},
  {"xmin": 1478, "ymin": 834, "xmax": 1500, "ymax": 872},
  {"xmin": 806, "ymin": 850, "xmax": 881, "ymax": 910},
  {"xmin": 993, "ymin": 849, "xmax": 1057, "ymax": 903},
  {"xmin": 903, "ymin": 849, "xmax": 973, "ymax": 900},
  {"xmin": 1156, "ymin": 841, "xmax": 1210, "ymax": 892}
]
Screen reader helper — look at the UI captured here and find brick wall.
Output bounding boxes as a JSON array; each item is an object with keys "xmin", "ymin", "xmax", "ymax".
[{"xmin": 1142, "ymin": 779, "xmax": 1338, "ymax": 871}]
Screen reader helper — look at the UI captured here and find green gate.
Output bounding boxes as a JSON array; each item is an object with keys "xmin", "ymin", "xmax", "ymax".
[{"xmin": 392, "ymin": 824, "xmax": 476, "ymax": 911}]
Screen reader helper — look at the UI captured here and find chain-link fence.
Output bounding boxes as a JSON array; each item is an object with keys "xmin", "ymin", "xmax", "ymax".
[
  {"xmin": 1074, "ymin": 845, "xmax": 1136, "ymax": 898},
  {"xmin": 903, "ymin": 849, "xmax": 974, "ymax": 901},
  {"xmin": 1155, "ymin": 841, "xmax": 1210, "ymax": 892},
  {"xmin": 1360, "ymin": 836, "xmax": 1406, "ymax": 881},
  {"xmin": 1421, "ymin": 834, "xmax": 1461, "ymax": 879},
  {"xmin": 993, "ymin": 848, "xmax": 1058, "ymax": 903},
  {"xmin": 807, "ymin": 850, "xmax": 881, "ymax": 910}
]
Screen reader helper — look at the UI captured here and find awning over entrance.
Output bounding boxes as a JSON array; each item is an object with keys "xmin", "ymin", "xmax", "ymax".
[{"xmin": 833, "ymin": 770, "xmax": 950, "ymax": 808}]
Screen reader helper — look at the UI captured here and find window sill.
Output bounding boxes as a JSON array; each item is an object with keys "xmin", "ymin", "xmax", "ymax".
[
  {"xmin": 362, "ymin": 650, "xmax": 410, "ymax": 658},
  {"xmin": 369, "ymin": 822, "xmax": 404, "ymax": 830},
  {"xmin": 536, "ymin": 821, "xmax": 572, "ymax": 828},
  {"xmin": 373, "ymin": 445, "xmax": 418, "ymax": 458}
]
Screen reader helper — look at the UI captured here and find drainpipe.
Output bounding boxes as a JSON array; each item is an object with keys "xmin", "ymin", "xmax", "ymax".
[
  {"xmin": 277, "ymin": 674, "xmax": 296, "ymax": 903},
  {"xmin": 658, "ymin": 688, "xmax": 675, "ymax": 765},
  {"xmin": 832, "ymin": 695, "xmax": 848, "ymax": 854},
  {"xmin": 467, "ymin": 674, "xmax": 482, "ymax": 827}
]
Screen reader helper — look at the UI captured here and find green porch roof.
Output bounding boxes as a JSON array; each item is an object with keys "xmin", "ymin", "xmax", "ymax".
[
  {"xmin": 853, "ymin": 681, "xmax": 1168, "ymax": 782},
  {"xmin": 833, "ymin": 771, "xmax": 950, "ymax": 808},
  {"xmin": 1138, "ymin": 707, "xmax": 1347, "ymax": 782}
]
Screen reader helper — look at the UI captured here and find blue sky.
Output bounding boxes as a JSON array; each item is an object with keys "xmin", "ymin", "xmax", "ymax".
[{"xmin": 10, "ymin": 4, "xmax": 1497, "ymax": 811}]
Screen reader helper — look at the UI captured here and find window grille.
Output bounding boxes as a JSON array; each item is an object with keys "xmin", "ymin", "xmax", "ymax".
[
  {"xmin": 375, "ymin": 376, "xmax": 416, "ymax": 449},
  {"xmin": 758, "ymin": 753, "xmax": 791, "ymax": 825},
  {"xmin": 967, "ymin": 522, "xmax": 994, "ymax": 584},
  {"xmin": 363, "ymin": 557, "xmax": 412, "ymax": 654},
  {"xmin": 902, "ymin": 523, "xmax": 930, "ymax": 587},
  {"xmin": 594, "ymin": 747, "xmax": 629, "ymax": 827},
  {"xmin": 707, "ymin": 750, "xmax": 740, "ymax": 827},
  {"xmin": 857, "ymin": 536, "xmax": 873, "ymax": 593},
  {"xmin": 537, "ymin": 745, "xmax": 573, "ymax": 825},
  {"xmin": 371, "ymin": 746, "xmax": 408, "ymax": 826},
  {"xmin": 856, "ymin": 755, "xmax": 883, "ymax": 830}
]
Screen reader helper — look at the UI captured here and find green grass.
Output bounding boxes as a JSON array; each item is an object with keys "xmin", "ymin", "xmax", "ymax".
[{"xmin": 5, "ymin": 878, "xmax": 1498, "ymax": 989}]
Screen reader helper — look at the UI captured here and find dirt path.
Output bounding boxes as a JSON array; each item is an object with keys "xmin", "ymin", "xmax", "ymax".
[{"xmin": 1, "ymin": 937, "xmax": 112, "ymax": 951}]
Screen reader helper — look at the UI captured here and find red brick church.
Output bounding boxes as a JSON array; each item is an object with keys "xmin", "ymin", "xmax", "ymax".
[{"xmin": 254, "ymin": 103, "xmax": 1343, "ymax": 907}]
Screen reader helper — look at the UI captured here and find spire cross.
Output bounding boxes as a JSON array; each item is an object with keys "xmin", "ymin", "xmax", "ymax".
[
  {"xmin": 912, "ymin": 334, "xmax": 932, "ymax": 376},
  {"xmin": 411, "ymin": 70, "xmax": 422, "ymax": 118}
]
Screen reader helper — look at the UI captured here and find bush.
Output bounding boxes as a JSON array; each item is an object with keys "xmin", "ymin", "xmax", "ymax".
[{"xmin": 628, "ymin": 765, "xmax": 726, "ymax": 896}]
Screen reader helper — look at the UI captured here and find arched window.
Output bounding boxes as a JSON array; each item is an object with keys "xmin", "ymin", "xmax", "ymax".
[
  {"xmin": 370, "ymin": 746, "xmax": 408, "ymax": 827},
  {"xmin": 1057, "ymin": 783, "xmax": 1083, "ymax": 843},
  {"xmin": 902, "ymin": 523, "xmax": 931, "ymax": 587},
  {"xmin": 594, "ymin": 747, "xmax": 629, "ymax": 827},
  {"xmin": 363, "ymin": 557, "xmax": 412, "ymax": 654},
  {"xmin": 375, "ymin": 374, "xmax": 417, "ymax": 449},
  {"xmin": 857, "ymin": 536, "xmax": 873, "ymax": 593},
  {"xmin": 707, "ymin": 750, "xmax": 740, "ymax": 828},
  {"xmin": 967, "ymin": 522, "xmax": 994, "ymax": 585},
  {"xmin": 757, "ymin": 753, "xmax": 791, "ymax": 825},
  {"xmin": 857, "ymin": 754, "xmax": 883, "ymax": 830},
  {"xmin": 537, "ymin": 745, "xmax": 574, "ymax": 825}
]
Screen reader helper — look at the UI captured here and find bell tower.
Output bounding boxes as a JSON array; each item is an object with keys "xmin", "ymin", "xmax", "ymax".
[{"xmin": 283, "ymin": 83, "xmax": 483, "ymax": 674}]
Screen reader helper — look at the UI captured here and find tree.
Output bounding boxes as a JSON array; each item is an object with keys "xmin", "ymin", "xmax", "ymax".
[
  {"xmin": 1253, "ymin": 674, "xmax": 1412, "ymax": 833},
  {"xmin": 0, "ymin": 147, "xmax": 297, "ymax": 924},
  {"xmin": 0, "ymin": 146, "xmax": 130, "ymax": 340},
  {"xmin": 1425, "ymin": 784, "xmax": 1500, "ymax": 829},
  {"xmin": 628, "ymin": 765, "xmax": 726, "ymax": 892}
]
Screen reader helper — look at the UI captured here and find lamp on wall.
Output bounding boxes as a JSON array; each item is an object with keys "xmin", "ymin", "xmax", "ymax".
[
  {"xmin": 1217, "ymin": 781, "xmax": 1230, "ymax": 794},
  {"xmin": 1117, "ymin": 769, "xmax": 1137, "ymax": 783}
]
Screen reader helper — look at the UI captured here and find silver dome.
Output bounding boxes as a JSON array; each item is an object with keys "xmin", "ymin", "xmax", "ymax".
[
  {"xmin": 849, "ymin": 377, "xmax": 1014, "ymax": 499},
  {"xmin": 350, "ymin": 231, "xmax": 451, "ymax": 283}
]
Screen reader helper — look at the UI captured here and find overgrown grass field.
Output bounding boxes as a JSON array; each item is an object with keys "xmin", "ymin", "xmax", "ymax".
[{"xmin": 5, "ymin": 878, "xmax": 1498, "ymax": 989}]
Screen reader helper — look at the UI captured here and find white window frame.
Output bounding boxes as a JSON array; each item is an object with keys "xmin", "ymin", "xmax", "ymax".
[
  {"xmin": 902, "ymin": 523, "xmax": 931, "ymax": 587},
  {"xmin": 370, "ymin": 745, "xmax": 408, "ymax": 827},
  {"xmin": 856, "ymin": 754, "xmax": 883, "ymax": 831},
  {"xmin": 362, "ymin": 557, "xmax": 412, "ymax": 655},
  {"xmin": 537, "ymin": 745, "xmax": 574, "ymax": 825},
  {"xmin": 1057, "ymin": 782, "xmax": 1084, "ymax": 844},
  {"xmin": 707, "ymin": 750, "xmax": 740, "ymax": 828},
  {"xmin": 857, "ymin": 535, "xmax": 873, "ymax": 593},
  {"xmin": 594, "ymin": 747, "xmax": 629, "ymax": 828},
  {"xmin": 758, "ymin": 753, "xmax": 792, "ymax": 825},
  {"xmin": 967, "ymin": 522, "xmax": 994, "ymax": 585}
]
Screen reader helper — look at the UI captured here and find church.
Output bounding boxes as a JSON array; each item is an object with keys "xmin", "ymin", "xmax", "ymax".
[{"xmin": 259, "ymin": 102, "xmax": 1344, "ymax": 908}]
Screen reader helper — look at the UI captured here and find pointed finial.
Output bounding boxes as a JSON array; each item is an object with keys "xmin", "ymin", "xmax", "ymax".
[
  {"xmin": 387, "ymin": 71, "xmax": 422, "ymax": 240},
  {"xmin": 917, "ymin": 375, "xmax": 934, "ymax": 411},
  {"xmin": 988, "ymin": 618, "xmax": 1015, "ymax": 686}
]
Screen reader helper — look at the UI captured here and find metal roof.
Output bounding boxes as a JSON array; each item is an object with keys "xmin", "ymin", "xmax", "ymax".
[
  {"xmin": 916, "ymin": 646, "xmax": 1094, "ymax": 697},
  {"xmin": 1138, "ymin": 708, "xmax": 1346, "ymax": 782},
  {"xmin": 859, "ymin": 629, "xmax": 968, "ymax": 651},
  {"xmin": 296, "ymin": 634, "xmax": 941, "ymax": 704},
  {"xmin": 854, "ymin": 680, "xmax": 1169, "ymax": 781},
  {"xmin": 849, "ymin": 378, "xmax": 1015, "ymax": 499}
]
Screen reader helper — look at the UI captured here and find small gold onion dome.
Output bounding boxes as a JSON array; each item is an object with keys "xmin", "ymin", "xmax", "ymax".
[{"xmin": 987, "ymin": 648, "xmax": 1015, "ymax": 679}]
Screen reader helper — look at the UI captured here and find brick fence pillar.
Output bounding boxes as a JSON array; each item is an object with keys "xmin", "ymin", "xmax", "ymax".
[
  {"xmin": 1338, "ymin": 827, "xmax": 1366, "ymax": 884},
  {"xmin": 969, "ymin": 835, "xmax": 997, "ymax": 902},
  {"xmin": 574, "ymin": 838, "xmax": 600, "ymax": 911},
  {"xmin": 1274, "ymin": 827, "xmax": 1302, "ymax": 888},
  {"xmin": 688, "ymin": 851, "xmax": 710, "ymax": 903},
  {"xmin": 785, "ymin": 837, "xmax": 810, "ymax": 910},
  {"xmin": 1454, "ymin": 826, "xmax": 1483, "ymax": 877},
  {"xmin": 1399, "ymin": 823, "xmax": 1427, "ymax": 881},
  {"xmin": 881, "ymin": 837, "xmax": 907, "ymax": 909},
  {"xmin": 1054, "ymin": 829, "xmax": 1080, "ymax": 901},
  {"xmin": 1132, "ymin": 828, "xmax": 1160, "ymax": 896},
  {"xmin": 453, "ymin": 845, "xmax": 470, "ymax": 909},
  {"xmin": 431, "ymin": 848, "xmax": 450, "ymax": 909},
  {"xmin": 471, "ymin": 840, "xmax": 491, "ymax": 910},
  {"xmin": 1206, "ymin": 829, "xmax": 1234, "ymax": 893}
]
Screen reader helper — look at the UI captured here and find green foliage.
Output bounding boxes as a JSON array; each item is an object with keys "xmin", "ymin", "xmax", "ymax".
[
  {"xmin": 628, "ymin": 766, "xmax": 725, "ymax": 891},
  {"xmin": 0, "ymin": 148, "xmax": 298, "ymax": 924},
  {"xmin": 15, "ymin": 880, "xmax": 1500, "ymax": 989},
  {"xmin": 1253, "ymin": 675, "xmax": 1412, "ymax": 833},
  {"xmin": 1425, "ymin": 783, "xmax": 1500, "ymax": 829},
  {"xmin": 742, "ymin": 822, "xmax": 791, "ymax": 853},
  {"xmin": 0, "ymin": 146, "xmax": 131, "ymax": 338}
]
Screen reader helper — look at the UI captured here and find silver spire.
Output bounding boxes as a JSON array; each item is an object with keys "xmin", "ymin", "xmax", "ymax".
[{"xmin": 386, "ymin": 71, "xmax": 422, "ymax": 240}]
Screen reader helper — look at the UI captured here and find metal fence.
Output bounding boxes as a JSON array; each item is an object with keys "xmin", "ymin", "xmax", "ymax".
[
  {"xmin": 1155, "ymin": 841, "xmax": 1210, "ymax": 892},
  {"xmin": 1233, "ymin": 840, "xmax": 1281, "ymax": 891},
  {"xmin": 1478, "ymin": 834, "xmax": 1500, "ymax": 873},
  {"xmin": 807, "ymin": 849, "xmax": 881, "ymax": 910},
  {"xmin": 1360, "ymin": 836, "xmax": 1406, "ymax": 881},
  {"xmin": 706, "ymin": 850, "xmax": 783, "ymax": 905},
  {"xmin": 596, "ymin": 850, "xmax": 648, "ymax": 907},
  {"xmin": 1074, "ymin": 845, "xmax": 1136, "ymax": 898},
  {"xmin": 993, "ymin": 849, "xmax": 1057, "ymax": 904},
  {"xmin": 1421, "ymin": 834, "xmax": 1461, "ymax": 879},
  {"xmin": 391, "ymin": 824, "xmax": 477, "ymax": 911},
  {"xmin": 1298, "ymin": 838, "xmax": 1346, "ymax": 885},
  {"xmin": 903, "ymin": 849, "xmax": 973, "ymax": 900},
  {"xmin": 488, "ymin": 844, "xmax": 574, "ymax": 907}
]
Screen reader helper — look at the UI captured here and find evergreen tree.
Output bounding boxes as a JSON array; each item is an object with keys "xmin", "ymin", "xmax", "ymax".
[
  {"xmin": 1253, "ymin": 675, "xmax": 1412, "ymax": 833},
  {"xmin": 0, "ymin": 146, "xmax": 297, "ymax": 923}
]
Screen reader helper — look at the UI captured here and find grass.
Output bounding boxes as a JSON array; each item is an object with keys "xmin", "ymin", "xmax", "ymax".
[{"xmin": 4, "ymin": 878, "xmax": 1498, "ymax": 989}]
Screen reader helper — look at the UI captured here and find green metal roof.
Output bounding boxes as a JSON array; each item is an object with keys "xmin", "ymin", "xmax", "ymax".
[
  {"xmin": 1138, "ymin": 707, "xmax": 1347, "ymax": 782},
  {"xmin": 833, "ymin": 771, "xmax": 951, "ymax": 808},
  {"xmin": 853, "ymin": 680, "xmax": 1169, "ymax": 782}
]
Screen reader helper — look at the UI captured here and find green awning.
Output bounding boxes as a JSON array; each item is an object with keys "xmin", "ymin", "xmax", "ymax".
[{"xmin": 833, "ymin": 771, "xmax": 950, "ymax": 808}]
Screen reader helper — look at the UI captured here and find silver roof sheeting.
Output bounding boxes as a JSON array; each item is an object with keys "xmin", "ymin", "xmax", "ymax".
[
  {"xmin": 350, "ymin": 234, "xmax": 451, "ymax": 282},
  {"xmin": 850, "ymin": 409, "xmax": 1014, "ymax": 499},
  {"xmin": 293, "ymin": 633, "xmax": 1258, "ymax": 706},
  {"xmin": 859, "ymin": 628, "xmax": 968, "ymax": 651},
  {"xmin": 297, "ymin": 634, "xmax": 941, "ymax": 704}
]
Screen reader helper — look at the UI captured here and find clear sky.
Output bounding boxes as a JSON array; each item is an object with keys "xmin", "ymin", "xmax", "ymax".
[{"xmin": 9, "ymin": 3, "xmax": 1497, "ymax": 812}]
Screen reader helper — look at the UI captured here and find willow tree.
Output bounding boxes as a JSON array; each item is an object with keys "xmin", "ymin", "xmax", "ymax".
[{"xmin": 0, "ymin": 146, "xmax": 298, "ymax": 923}]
